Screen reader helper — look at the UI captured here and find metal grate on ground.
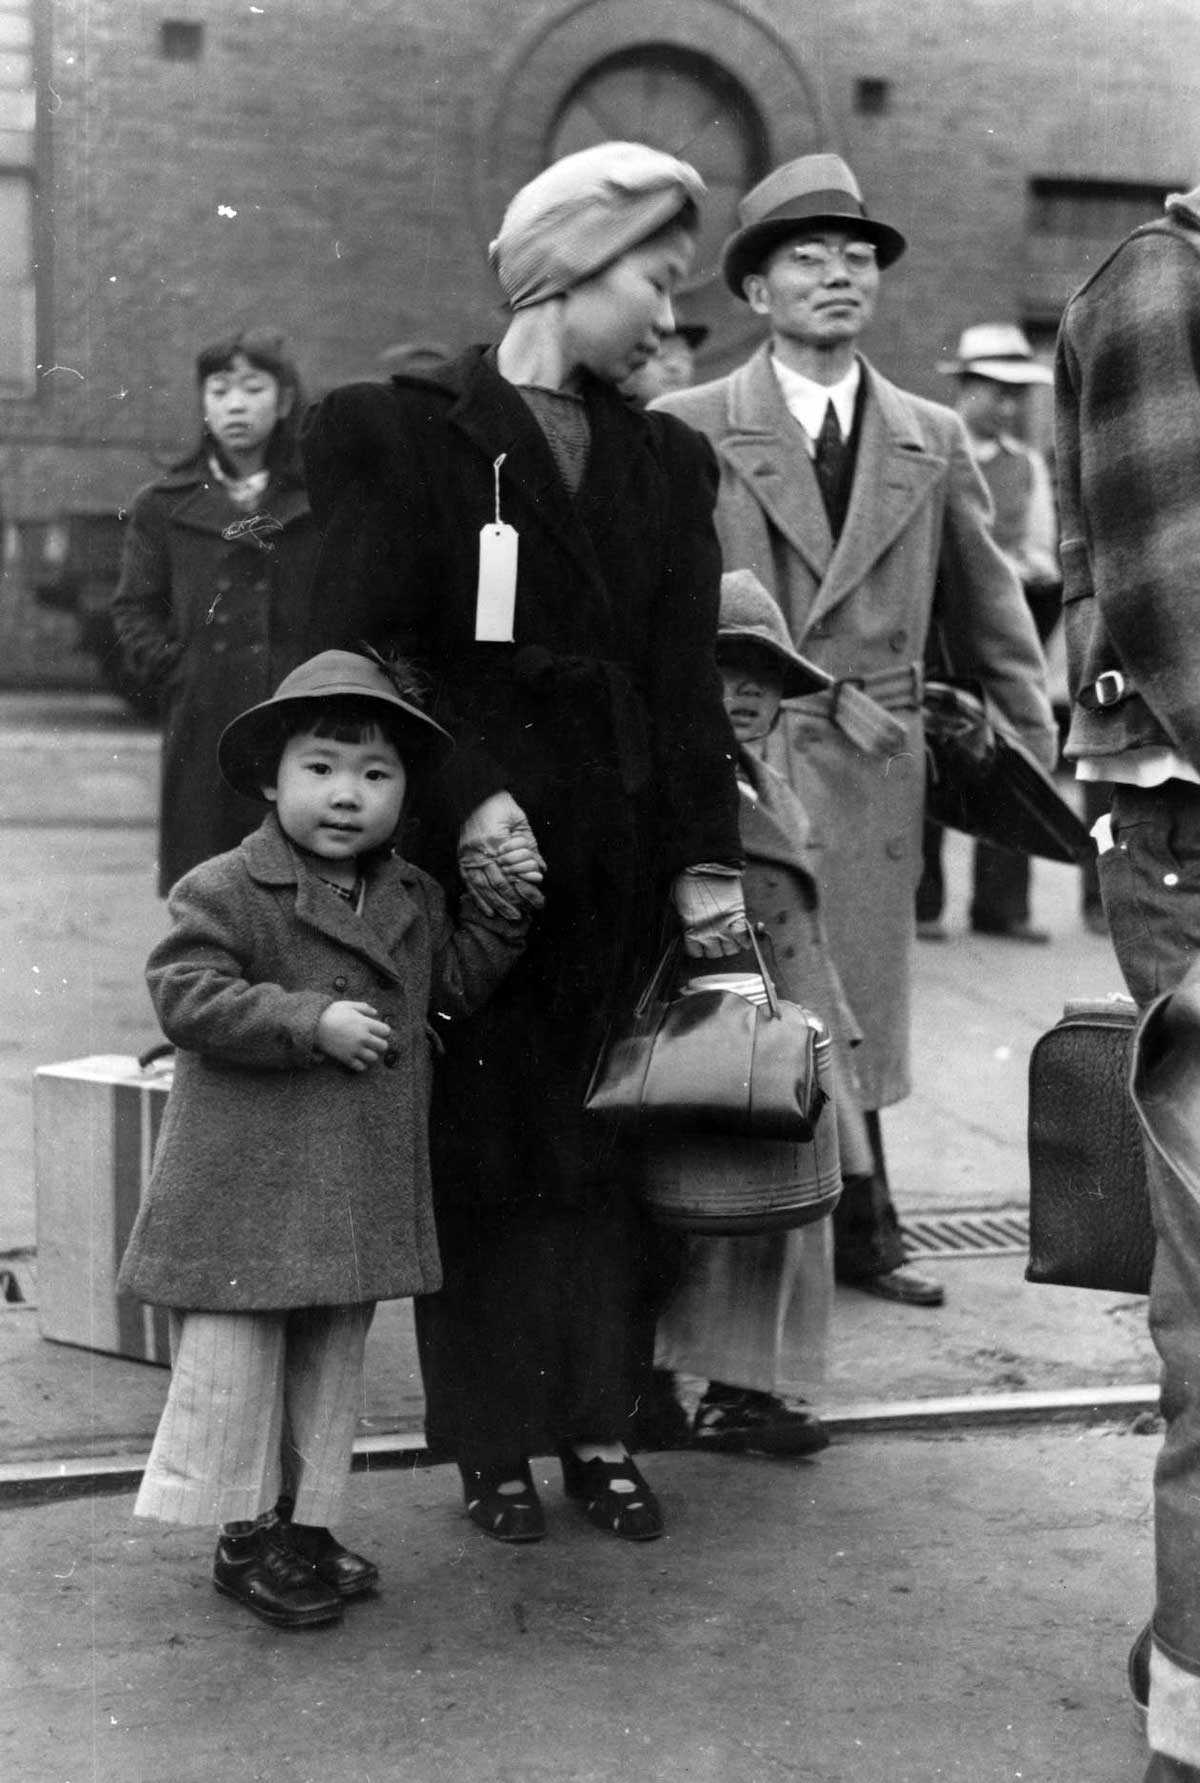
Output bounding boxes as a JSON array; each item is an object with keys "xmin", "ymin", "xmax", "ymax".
[{"xmin": 899, "ymin": 1209, "xmax": 1029, "ymax": 1260}]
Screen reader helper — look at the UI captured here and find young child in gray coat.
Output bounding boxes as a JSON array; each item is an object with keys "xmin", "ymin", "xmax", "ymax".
[
  {"xmin": 120, "ymin": 650, "xmax": 532, "ymax": 1629},
  {"xmin": 652, "ymin": 571, "xmax": 874, "ymax": 1455}
]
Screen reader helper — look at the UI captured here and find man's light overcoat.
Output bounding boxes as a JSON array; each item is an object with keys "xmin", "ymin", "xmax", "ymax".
[{"xmin": 658, "ymin": 345, "xmax": 1056, "ymax": 1106}]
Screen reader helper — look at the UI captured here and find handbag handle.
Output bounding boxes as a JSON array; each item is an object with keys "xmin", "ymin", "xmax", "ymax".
[
  {"xmin": 634, "ymin": 924, "xmax": 782, "ymax": 1021},
  {"xmin": 746, "ymin": 923, "xmax": 782, "ymax": 1020}
]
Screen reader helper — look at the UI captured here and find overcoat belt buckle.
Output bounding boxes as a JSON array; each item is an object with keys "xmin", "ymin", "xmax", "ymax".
[
  {"xmin": 1091, "ymin": 670, "xmax": 1127, "ymax": 708},
  {"xmin": 830, "ymin": 675, "xmax": 864, "ymax": 724}
]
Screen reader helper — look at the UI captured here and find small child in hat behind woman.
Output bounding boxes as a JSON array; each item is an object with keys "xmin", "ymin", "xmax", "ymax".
[
  {"xmin": 652, "ymin": 570, "xmax": 875, "ymax": 1453},
  {"xmin": 119, "ymin": 649, "xmax": 535, "ymax": 1628}
]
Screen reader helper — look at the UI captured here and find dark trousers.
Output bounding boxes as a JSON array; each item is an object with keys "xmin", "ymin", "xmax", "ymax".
[
  {"xmin": 832, "ymin": 1110, "xmax": 907, "ymax": 1279},
  {"xmin": 1100, "ymin": 782, "xmax": 1200, "ymax": 1764},
  {"xmin": 1079, "ymin": 776, "xmax": 1111, "ymax": 917},
  {"xmin": 918, "ymin": 587, "xmax": 1067, "ymax": 930}
]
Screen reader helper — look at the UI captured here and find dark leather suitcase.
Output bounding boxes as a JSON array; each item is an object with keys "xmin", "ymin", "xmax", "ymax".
[{"xmin": 1026, "ymin": 995, "xmax": 1155, "ymax": 1295}]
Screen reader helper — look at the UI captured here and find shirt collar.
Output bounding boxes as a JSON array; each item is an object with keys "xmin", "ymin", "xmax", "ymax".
[
  {"xmin": 969, "ymin": 432, "xmax": 1021, "ymax": 465},
  {"xmin": 770, "ymin": 353, "xmax": 861, "ymax": 451}
]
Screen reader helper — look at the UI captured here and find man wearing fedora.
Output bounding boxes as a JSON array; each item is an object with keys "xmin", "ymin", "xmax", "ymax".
[
  {"xmin": 916, "ymin": 323, "xmax": 1061, "ymax": 945},
  {"xmin": 656, "ymin": 154, "xmax": 1056, "ymax": 1307}
]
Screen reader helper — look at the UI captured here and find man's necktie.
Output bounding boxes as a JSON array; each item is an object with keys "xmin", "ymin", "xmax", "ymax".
[{"xmin": 813, "ymin": 399, "xmax": 847, "ymax": 532}]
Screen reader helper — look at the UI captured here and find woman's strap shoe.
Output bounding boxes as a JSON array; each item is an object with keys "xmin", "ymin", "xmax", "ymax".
[
  {"xmin": 559, "ymin": 1448, "xmax": 664, "ymax": 1541},
  {"xmin": 212, "ymin": 1522, "xmax": 343, "ymax": 1628},
  {"xmin": 461, "ymin": 1460, "xmax": 546, "ymax": 1543}
]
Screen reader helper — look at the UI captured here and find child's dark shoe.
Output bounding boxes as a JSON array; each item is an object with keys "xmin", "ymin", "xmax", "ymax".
[
  {"xmin": 692, "ymin": 1384, "xmax": 830, "ymax": 1457},
  {"xmin": 559, "ymin": 1447, "xmax": 664, "ymax": 1541},
  {"xmin": 288, "ymin": 1523, "xmax": 380, "ymax": 1598},
  {"xmin": 460, "ymin": 1459, "xmax": 546, "ymax": 1543},
  {"xmin": 212, "ymin": 1522, "xmax": 342, "ymax": 1627}
]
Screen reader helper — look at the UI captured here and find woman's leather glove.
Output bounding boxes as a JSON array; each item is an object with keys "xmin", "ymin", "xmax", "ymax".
[
  {"xmin": 671, "ymin": 864, "xmax": 750, "ymax": 958},
  {"xmin": 458, "ymin": 792, "xmax": 546, "ymax": 920}
]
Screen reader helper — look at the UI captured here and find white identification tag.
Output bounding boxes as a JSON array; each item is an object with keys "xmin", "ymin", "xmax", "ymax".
[{"xmin": 474, "ymin": 453, "xmax": 518, "ymax": 641}]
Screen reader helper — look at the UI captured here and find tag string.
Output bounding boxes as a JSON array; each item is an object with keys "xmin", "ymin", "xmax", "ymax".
[{"xmin": 493, "ymin": 453, "xmax": 506, "ymax": 528}]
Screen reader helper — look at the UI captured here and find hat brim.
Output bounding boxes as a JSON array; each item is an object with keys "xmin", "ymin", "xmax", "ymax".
[
  {"xmin": 936, "ymin": 358, "xmax": 1053, "ymax": 385},
  {"xmin": 218, "ymin": 685, "xmax": 453, "ymax": 802},
  {"xmin": 722, "ymin": 212, "xmax": 907, "ymax": 298},
  {"xmin": 716, "ymin": 627, "xmax": 832, "ymax": 698}
]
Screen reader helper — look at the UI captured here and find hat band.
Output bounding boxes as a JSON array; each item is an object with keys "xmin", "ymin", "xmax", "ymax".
[{"xmin": 747, "ymin": 189, "xmax": 869, "ymax": 227}]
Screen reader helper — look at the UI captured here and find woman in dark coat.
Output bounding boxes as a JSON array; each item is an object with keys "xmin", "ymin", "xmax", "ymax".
[
  {"xmin": 302, "ymin": 143, "xmax": 745, "ymax": 1544},
  {"xmin": 111, "ymin": 329, "xmax": 319, "ymax": 895}
]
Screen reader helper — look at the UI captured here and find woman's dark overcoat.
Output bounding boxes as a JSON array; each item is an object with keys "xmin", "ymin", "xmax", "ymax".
[
  {"xmin": 118, "ymin": 812, "xmax": 525, "ymax": 1312},
  {"xmin": 301, "ymin": 347, "xmax": 742, "ymax": 1216},
  {"xmin": 110, "ymin": 462, "xmax": 319, "ymax": 894}
]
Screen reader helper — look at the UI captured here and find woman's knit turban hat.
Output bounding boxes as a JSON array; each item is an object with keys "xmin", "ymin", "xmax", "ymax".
[{"xmin": 489, "ymin": 141, "xmax": 706, "ymax": 312}]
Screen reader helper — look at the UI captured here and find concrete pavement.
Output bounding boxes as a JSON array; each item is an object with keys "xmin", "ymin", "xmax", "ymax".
[
  {"xmin": 0, "ymin": 700, "xmax": 1159, "ymax": 1481},
  {"xmin": 2, "ymin": 1430, "xmax": 1155, "ymax": 1782},
  {"xmin": 0, "ymin": 699, "xmax": 1164, "ymax": 1781}
]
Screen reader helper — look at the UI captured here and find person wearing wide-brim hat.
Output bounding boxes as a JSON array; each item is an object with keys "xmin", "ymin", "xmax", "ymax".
[
  {"xmin": 917, "ymin": 324, "xmax": 1063, "ymax": 948},
  {"xmin": 648, "ymin": 566, "xmax": 877, "ymax": 1457},
  {"xmin": 216, "ymin": 647, "xmax": 453, "ymax": 796},
  {"xmin": 654, "ymin": 153, "xmax": 1057, "ymax": 1311},
  {"xmin": 118, "ymin": 648, "xmax": 528, "ymax": 1629}
]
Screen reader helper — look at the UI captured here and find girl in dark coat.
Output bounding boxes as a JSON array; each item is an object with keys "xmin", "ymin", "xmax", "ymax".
[
  {"xmin": 302, "ymin": 143, "xmax": 746, "ymax": 1544},
  {"xmin": 111, "ymin": 328, "xmax": 320, "ymax": 894}
]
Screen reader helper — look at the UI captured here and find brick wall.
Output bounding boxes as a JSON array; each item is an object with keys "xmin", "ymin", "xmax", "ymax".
[{"xmin": 2, "ymin": 0, "xmax": 1199, "ymax": 684}]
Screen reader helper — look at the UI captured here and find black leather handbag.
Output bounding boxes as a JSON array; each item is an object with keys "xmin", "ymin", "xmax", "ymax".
[
  {"xmin": 1026, "ymin": 995, "xmax": 1155, "ymax": 1295},
  {"xmin": 583, "ymin": 928, "xmax": 827, "ymax": 1143}
]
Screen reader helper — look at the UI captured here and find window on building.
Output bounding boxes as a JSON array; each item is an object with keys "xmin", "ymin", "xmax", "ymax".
[
  {"xmin": 1028, "ymin": 177, "xmax": 1179, "ymax": 241},
  {"xmin": 548, "ymin": 47, "xmax": 767, "ymax": 286},
  {"xmin": 0, "ymin": 1, "xmax": 37, "ymax": 396}
]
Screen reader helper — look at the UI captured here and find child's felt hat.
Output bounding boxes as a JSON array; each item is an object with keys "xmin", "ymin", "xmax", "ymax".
[
  {"xmin": 717, "ymin": 570, "xmax": 832, "ymax": 698},
  {"xmin": 218, "ymin": 649, "xmax": 453, "ymax": 799}
]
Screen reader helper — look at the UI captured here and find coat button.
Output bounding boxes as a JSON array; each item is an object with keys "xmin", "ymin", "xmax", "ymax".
[
  {"xmin": 889, "ymin": 628, "xmax": 908, "ymax": 652},
  {"xmin": 885, "ymin": 837, "xmax": 907, "ymax": 860},
  {"xmin": 383, "ymin": 1048, "xmax": 399, "ymax": 1068},
  {"xmin": 333, "ymin": 976, "xmax": 348, "ymax": 992}
]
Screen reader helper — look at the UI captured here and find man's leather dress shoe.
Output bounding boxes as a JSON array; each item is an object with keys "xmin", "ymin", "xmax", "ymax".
[
  {"xmin": 848, "ymin": 1264, "xmax": 946, "ymax": 1307},
  {"xmin": 971, "ymin": 919, "xmax": 1050, "ymax": 944}
]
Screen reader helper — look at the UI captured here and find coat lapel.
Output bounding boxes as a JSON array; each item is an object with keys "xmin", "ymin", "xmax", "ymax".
[
  {"xmin": 718, "ymin": 345, "xmax": 833, "ymax": 584},
  {"xmin": 241, "ymin": 815, "xmax": 416, "ymax": 983},
  {"xmin": 738, "ymin": 749, "xmax": 817, "ymax": 871},
  {"xmin": 442, "ymin": 350, "xmax": 614, "ymax": 613},
  {"xmin": 163, "ymin": 470, "xmax": 311, "ymax": 540},
  {"xmin": 805, "ymin": 365, "xmax": 945, "ymax": 631}
]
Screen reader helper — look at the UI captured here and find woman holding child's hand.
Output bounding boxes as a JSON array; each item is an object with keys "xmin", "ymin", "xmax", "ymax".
[{"xmin": 302, "ymin": 143, "xmax": 743, "ymax": 1546}]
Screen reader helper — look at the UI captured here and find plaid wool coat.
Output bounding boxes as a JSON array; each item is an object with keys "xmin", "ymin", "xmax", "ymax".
[{"xmin": 1055, "ymin": 185, "xmax": 1200, "ymax": 768}]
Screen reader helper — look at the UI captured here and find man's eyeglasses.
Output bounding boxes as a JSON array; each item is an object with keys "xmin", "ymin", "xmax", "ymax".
[{"xmin": 782, "ymin": 242, "xmax": 878, "ymax": 278}]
